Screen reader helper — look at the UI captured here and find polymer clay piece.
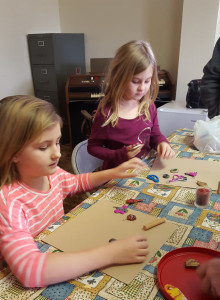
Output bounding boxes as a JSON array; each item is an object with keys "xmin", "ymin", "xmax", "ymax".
[
  {"xmin": 114, "ymin": 205, "xmax": 128, "ymax": 214},
  {"xmin": 109, "ymin": 238, "xmax": 117, "ymax": 243},
  {"xmin": 126, "ymin": 199, "xmax": 143, "ymax": 204},
  {"xmin": 163, "ymin": 174, "xmax": 170, "ymax": 179},
  {"xmin": 147, "ymin": 174, "xmax": 159, "ymax": 182},
  {"xmin": 185, "ymin": 172, "xmax": 197, "ymax": 177},
  {"xmin": 185, "ymin": 258, "xmax": 200, "ymax": 269},
  {"xmin": 169, "ymin": 175, "xmax": 187, "ymax": 182},
  {"xmin": 164, "ymin": 284, "xmax": 188, "ymax": 300},
  {"xmin": 127, "ymin": 214, "xmax": 136, "ymax": 221},
  {"xmin": 170, "ymin": 168, "xmax": 179, "ymax": 173}
]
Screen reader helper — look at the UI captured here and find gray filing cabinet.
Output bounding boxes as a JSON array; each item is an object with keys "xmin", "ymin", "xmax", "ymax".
[{"xmin": 27, "ymin": 33, "xmax": 86, "ymax": 144}]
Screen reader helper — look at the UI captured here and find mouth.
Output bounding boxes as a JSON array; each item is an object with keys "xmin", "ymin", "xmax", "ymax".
[
  {"xmin": 49, "ymin": 161, "xmax": 58, "ymax": 168},
  {"xmin": 136, "ymin": 93, "xmax": 144, "ymax": 97}
]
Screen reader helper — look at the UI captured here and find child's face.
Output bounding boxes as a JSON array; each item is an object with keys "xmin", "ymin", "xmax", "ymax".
[
  {"xmin": 13, "ymin": 122, "xmax": 62, "ymax": 181},
  {"xmin": 123, "ymin": 64, "xmax": 153, "ymax": 102}
]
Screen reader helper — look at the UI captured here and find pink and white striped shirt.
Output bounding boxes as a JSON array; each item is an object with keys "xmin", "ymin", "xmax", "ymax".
[{"xmin": 0, "ymin": 167, "xmax": 91, "ymax": 287}]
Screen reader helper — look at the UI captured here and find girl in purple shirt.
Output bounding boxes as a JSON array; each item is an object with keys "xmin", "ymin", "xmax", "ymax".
[{"xmin": 88, "ymin": 40, "xmax": 175, "ymax": 169}]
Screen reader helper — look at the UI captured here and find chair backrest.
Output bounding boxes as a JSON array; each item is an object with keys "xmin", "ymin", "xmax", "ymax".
[{"xmin": 71, "ymin": 140, "xmax": 103, "ymax": 174}]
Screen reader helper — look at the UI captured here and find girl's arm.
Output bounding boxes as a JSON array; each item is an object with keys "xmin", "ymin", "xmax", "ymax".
[
  {"xmin": 88, "ymin": 157, "xmax": 146, "ymax": 188},
  {"xmin": 44, "ymin": 234, "xmax": 148, "ymax": 285}
]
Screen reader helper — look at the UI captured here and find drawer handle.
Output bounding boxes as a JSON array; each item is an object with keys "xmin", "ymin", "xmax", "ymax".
[
  {"xmin": 43, "ymin": 96, "xmax": 51, "ymax": 100},
  {"xmin": 39, "ymin": 80, "xmax": 49, "ymax": 84},
  {"xmin": 37, "ymin": 41, "xmax": 45, "ymax": 47},
  {"xmin": 41, "ymin": 69, "xmax": 48, "ymax": 75}
]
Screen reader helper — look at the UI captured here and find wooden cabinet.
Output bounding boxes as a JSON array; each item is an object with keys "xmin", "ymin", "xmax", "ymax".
[
  {"xmin": 27, "ymin": 33, "xmax": 86, "ymax": 143},
  {"xmin": 156, "ymin": 70, "xmax": 175, "ymax": 108},
  {"xmin": 65, "ymin": 74, "xmax": 105, "ymax": 148}
]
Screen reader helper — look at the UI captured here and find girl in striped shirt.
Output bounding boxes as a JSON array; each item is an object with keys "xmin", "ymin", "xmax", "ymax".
[{"xmin": 0, "ymin": 95, "xmax": 148, "ymax": 288}]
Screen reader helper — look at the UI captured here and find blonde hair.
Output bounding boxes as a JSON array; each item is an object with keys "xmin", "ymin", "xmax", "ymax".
[
  {"xmin": 0, "ymin": 95, "xmax": 62, "ymax": 188},
  {"xmin": 98, "ymin": 40, "xmax": 158, "ymax": 126}
]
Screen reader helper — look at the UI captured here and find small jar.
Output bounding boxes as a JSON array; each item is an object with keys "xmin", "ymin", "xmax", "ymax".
[{"xmin": 194, "ymin": 187, "xmax": 212, "ymax": 209}]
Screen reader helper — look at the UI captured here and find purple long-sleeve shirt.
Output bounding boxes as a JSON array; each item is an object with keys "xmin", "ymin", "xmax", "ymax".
[{"xmin": 88, "ymin": 103, "xmax": 168, "ymax": 169}]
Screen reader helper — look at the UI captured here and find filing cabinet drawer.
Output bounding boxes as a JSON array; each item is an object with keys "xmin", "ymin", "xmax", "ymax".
[
  {"xmin": 28, "ymin": 37, "xmax": 54, "ymax": 65},
  {"xmin": 31, "ymin": 65, "xmax": 57, "ymax": 91},
  {"xmin": 35, "ymin": 91, "xmax": 59, "ymax": 112}
]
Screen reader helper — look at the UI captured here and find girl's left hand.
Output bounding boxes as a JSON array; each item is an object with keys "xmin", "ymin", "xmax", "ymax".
[{"xmin": 157, "ymin": 142, "xmax": 175, "ymax": 159}]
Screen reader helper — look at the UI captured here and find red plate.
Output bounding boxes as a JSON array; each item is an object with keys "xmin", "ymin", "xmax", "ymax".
[{"xmin": 157, "ymin": 247, "xmax": 220, "ymax": 300}]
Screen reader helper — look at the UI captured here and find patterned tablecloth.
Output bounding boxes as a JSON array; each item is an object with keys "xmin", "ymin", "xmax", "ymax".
[{"xmin": 1, "ymin": 128, "xmax": 220, "ymax": 300}]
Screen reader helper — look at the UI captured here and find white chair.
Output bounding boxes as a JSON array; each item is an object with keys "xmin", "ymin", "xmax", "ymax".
[{"xmin": 71, "ymin": 140, "xmax": 103, "ymax": 197}]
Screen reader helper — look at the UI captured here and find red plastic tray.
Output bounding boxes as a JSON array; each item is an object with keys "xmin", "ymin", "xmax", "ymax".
[{"xmin": 157, "ymin": 247, "xmax": 220, "ymax": 300}]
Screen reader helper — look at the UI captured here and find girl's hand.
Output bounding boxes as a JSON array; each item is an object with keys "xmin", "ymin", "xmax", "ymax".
[
  {"xmin": 107, "ymin": 235, "xmax": 149, "ymax": 264},
  {"xmin": 157, "ymin": 142, "xmax": 175, "ymax": 159},
  {"xmin": 89, "ymin": 158, "xmax": 146, "ymax": 188},
  {"xmin": 113, "ymin": 157, "xmax": 146, "ymax": 178},
  {"xmin": 126, "ymin": 143, "xmax": 144, "ymax": 159}
]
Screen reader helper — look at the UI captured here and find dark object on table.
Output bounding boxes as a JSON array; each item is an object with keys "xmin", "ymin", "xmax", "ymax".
[
  {"xmin": 163, "ymin": 174, "xmax": 170, "ymax": 179},
  {"xmin": 127, "ymin": 214, "xmax": 137, "ymax": 221},
  {"xmin": 109, "ymin": 238, "xmax": 117, "ymax": 243}
]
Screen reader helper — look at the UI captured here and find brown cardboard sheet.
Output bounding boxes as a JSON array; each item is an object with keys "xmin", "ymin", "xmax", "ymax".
[
  {"xmin": 147, "ymin": 157, "xmax": 219, "ymax": 190},
  {"xmin": 43, "ymin": 199, "xmax": 178, "ymax": 283}
]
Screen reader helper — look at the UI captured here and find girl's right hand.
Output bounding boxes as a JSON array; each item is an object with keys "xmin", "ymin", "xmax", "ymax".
[
  {"xmin": 126, "ymin": 143, "xmax": 144, "ymax": 159},
  {"xmin": 107, "ymin": 235, "xmax": 149, "ymax": 265}
]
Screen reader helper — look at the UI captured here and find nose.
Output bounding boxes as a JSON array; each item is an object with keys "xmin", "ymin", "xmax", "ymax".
[
  {"xmin": 51, "ymin": 145, "xmax": 61, "ymax": 160},
  {"xmin": 138, "ymin": 82, "xmax": 144, "ymax": 91}
]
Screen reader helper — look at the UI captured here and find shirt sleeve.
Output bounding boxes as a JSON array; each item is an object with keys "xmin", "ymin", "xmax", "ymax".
[
  {"xmin": 149, "ymin": 103, "xmax": 169, "ymax": 149},
  {"xmin": 87, "ymin": 110, "xmax": 128, "ymax": 165},
  {"xmin": 0, "ymin": 188, "xmax": 48, "ymax": 287},
  {"xmin": 56, "ymin": 168, "xmax": 93, "ymax": 196},
  {"xmin": 201, "ymin": 37, "xmax": 220, "ymax": 119}
]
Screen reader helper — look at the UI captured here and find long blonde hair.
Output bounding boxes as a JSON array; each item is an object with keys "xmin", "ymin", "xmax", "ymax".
[
  {"xmin": 98, "ymin": 40, "xmax": 158, "ymax": 126},
  {"xmin": 0, "ymin": 95, "xmax": 62, "ymax": 188}
]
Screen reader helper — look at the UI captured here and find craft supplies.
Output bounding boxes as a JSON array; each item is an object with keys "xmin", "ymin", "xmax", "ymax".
[
  {"xmin": 164, "ymin": 284, "xmax": 188, "ymax": 300},
  {"xmin": 184, "ymin": 172, "xmax": 197, "ymax": 177},
  {"xmin": 142, "ymin": 217, "xmax": 166, "ymax": 230},
  {"xmin": 196, "ymin": 180, "xmax": 208, "ymax": 187},
  {"xmin": 170, "ymin": 168, "xmax": 179, "ymax": 173},
  {"xmin": 126, "ymin": 199, "xmax": 143, "ymax": 204},
  {"xmin": 132, "ymin": 144, "xmax": 142, "ymax": 149},
  {"xmin": 114, "ymin": 205, "xmax": 128, "ymax": 214},
  {"xmin": 169, "ymin": 175, "xmax": 187, "ymax": 182},
  {"xmin": 127, "ymin": 214, "xmax": 136, "ymax": 221},
  {"xmin": 163, "ymin": 174, "xmax": 170, "ymax": 179},
  {"xmin": 194, "ymin": 187, "xmax": 212, "ymax": 208},
  {"xmin": 147, "ymin": 174, "xmax": 159, "ymax": 182},
  {"xmin": 185, "ymin": 258, "xmax": 200, "ymax": 269},
  {"xmin": 109, "ymin": 238, "xmax": 117, "ymax": 243}
]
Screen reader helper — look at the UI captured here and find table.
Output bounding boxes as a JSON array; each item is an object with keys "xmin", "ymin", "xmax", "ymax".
[{"xmin": 1, "ymin": 128, "xmax": 220, "ymax": 299}]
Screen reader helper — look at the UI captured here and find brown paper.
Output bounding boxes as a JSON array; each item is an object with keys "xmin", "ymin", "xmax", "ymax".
[
  {"xmin": 43, "ymin": 200, "xmax": 178, "ymax": 283},
  {"xmin": 147, "ymin": 157, "xmax": 219, "ymax": 190}
]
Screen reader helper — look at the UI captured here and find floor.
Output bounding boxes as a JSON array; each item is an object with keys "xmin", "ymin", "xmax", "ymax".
[{"xmin": 59, "ymin": 144, "xmax": 87, "ymax": 214}]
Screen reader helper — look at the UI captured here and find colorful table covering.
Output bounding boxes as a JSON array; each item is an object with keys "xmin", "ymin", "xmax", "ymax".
[{"xmin": 1, "ymin": 128, "xmax": 220, "ymax": 300}]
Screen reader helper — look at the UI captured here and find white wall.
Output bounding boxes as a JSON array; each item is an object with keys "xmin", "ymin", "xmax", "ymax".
[
  {"xmin": 1, "ymin": 0, "xmax": 219, "ymax": 103},
  {"xmin": 58, "ymin": 0, "xmax": 183, "ymax": 86},
  {"xmin": 176, "ymin": 0, "xmax": 220, "ymax": 102},
  {"xmin": 0, "ymin": 0, "xmax": 60, "ymax": 99}
]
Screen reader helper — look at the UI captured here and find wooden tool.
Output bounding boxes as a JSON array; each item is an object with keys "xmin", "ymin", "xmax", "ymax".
[
  {"xmin": 143, "ymin": 217, "xmax": 166, "ymax": 231},
  {"xmin": 218, "ymin": 181, "xmax": 220, "ymax": 194}
]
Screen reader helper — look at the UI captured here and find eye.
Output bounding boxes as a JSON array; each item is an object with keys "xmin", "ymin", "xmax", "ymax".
[
  {"xmin": 56, "ymin": 138, "xmax": 61, "ymax": 146},
  {"xmin": 132, "ymin": 79, "xmax": 139, "ymax": 84},
  {"xmin": 39, "ymin": 146, "xmax": 47, "ymax": 151}
]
